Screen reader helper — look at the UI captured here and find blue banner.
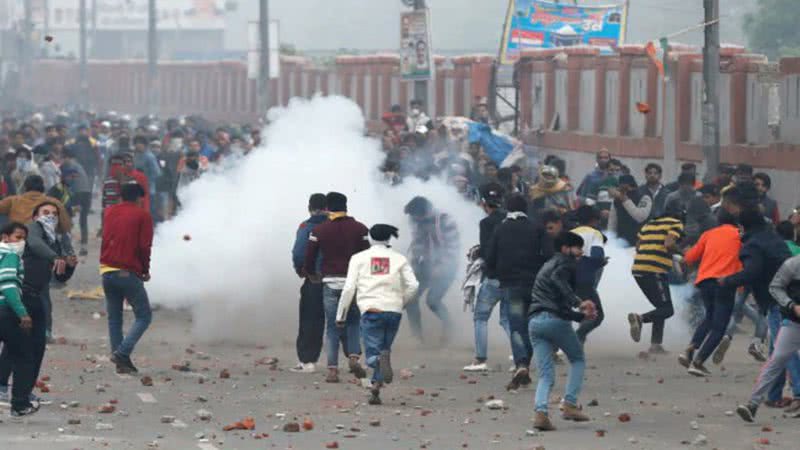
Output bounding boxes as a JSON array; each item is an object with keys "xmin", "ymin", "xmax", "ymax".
[{"xmin": 500, "ymin": 0, "xmax": 627, "ymax": 64}]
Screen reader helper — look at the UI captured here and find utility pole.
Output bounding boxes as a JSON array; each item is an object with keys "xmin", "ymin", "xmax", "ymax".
[
  {"xmin": 91, "ymin": 0, "xmax": 97, "ymax": 57},
  {"xmin": 43, "ymin": 0, "xmax": 49, "ymax": 57},
  {"xmin": 413, "ymin": 0, "xmax": 428, "ymax": 114},
  {"xmin": 22, "ymin": 0, "xmax": 32, "ymax": 77},
  {"xmin": 258, "ymin": 0, "xmax": 271, "ymax": 117},
  {"xmin": 79, "ymin": 0, "xmax": 88, "ymax": 110},
  {"xmin": 702, "ymin": 0, "xmax": 720, "ymax": 183},
  {"xmin": 147, "ymin": 0, "xmax": 158, "ymax": 115}
]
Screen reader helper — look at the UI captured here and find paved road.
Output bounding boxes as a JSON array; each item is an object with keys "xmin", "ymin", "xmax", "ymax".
[{"xmin": 0, "ymin": 216, "xmax": 796, "ymax": 450}]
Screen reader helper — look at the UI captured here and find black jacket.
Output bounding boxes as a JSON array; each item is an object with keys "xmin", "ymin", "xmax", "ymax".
[
  {"xmin": 22, "ymin": 222, "xmax": 74, "ymax": 304},
  {"xmin": 528, "ymin": 253, "xmax": 584, "ymax": 322},
  {"xmin": 723, "ymin": 224, "xmax": 791, "ymax": 311},
  {"xmin": 485, "ymin": 213, "xmax": 550, "ymax": 287},
  {"xmin": 638, "ymin": 183, "xmax": 668, "ymax": 219},
  {"xmin": 479, "ymin": 208, "xmax": 506, "ymax": 264}
]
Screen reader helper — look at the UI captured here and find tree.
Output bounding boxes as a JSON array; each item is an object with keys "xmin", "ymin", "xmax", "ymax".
[{"xmin": 743, "ymin": 0, "xmax": 800, "ymax": 59}]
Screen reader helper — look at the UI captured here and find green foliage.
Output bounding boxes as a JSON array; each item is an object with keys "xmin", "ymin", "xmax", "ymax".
[{"xmin": 743, "ymin": 0, "xmax": 800, "ymax": 59}]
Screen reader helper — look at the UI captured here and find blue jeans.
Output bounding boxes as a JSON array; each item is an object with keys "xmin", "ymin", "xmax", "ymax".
[
  {"xmin": 473, "ymin": 278, "xmax": 510, "ymax": 362},
  {"xmin": 103, "ymin": 271, "xmax": 152, "ymax": 358},
  {"xmin": 505, "ymin": 285, "xmax": 533, "ymax": 367},
  {"xmin": 406, "ymin": 271, "xmax": 455, "ymax": 341},
  {"xmin": 529, "ymin": 312, "xmax": 586, "ymax": 413},
  {"xmin": 360, "ymin": 312, "xmax": 402, "ymax": 383},
  {"xmin": 726, "ymin": 287, "xmax": 767, "ymax": 340},
  {"xmin": 323, "ymin": 285, "xmax": 361, "ymax": 368},
  {"xmin": 767, "ymin": 304, "xmax": 800, "ymax": 401}
]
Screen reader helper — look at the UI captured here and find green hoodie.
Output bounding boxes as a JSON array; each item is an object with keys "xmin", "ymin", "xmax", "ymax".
[{"xmin": 0, "ymin": 244, "xmax": 26, "ymax": 318}]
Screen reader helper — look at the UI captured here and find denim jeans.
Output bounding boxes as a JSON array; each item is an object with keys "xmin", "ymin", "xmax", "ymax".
[
  {"xmin": 529, "ymin": 312, "xmax": 586, "ymax": 413},
  {"xmin": 322, "ymin": 285, "xmax": 361, "ymax": 368},
  {"xmin": 766, "ymin": 304, "xmax": 800, "ymax": 401},
  {"xmin": 103, "ymin": 271, "xmax": 152, "ymax": 358},
  {"xmin": 726, "ymin": 287, "xmax": 767, "ymax": 340},
  {"xmin": 505, "ymin": 284, "xmax": 533, "ymax": 367},
  {"xmin": 472, "ymin": 278, "xmax": 510, "ymax": 362},
  {"xmin": 360, "ymin": 311, "xmax": 402, "ymax": 383},
  {"xmin": 691, "ymin": 279, "xmax": 736, "ymax": 363},
  {"xmin": 406, "ymin": 270, "xmax": 455, "ymax": 342}
]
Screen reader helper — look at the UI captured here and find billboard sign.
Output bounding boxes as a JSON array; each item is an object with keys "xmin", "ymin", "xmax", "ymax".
[
  {"xmin": 499, "ymin": 0, "xmax": 628, "ymax": 64},
  {"xmin": 400, "ymin": 9, "xmax": 433, "ymax": 81}
]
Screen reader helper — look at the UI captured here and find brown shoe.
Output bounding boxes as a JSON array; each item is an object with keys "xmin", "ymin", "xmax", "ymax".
[
  {"xmin": 533, "ymin": 411, "xmax": 556, "ymax": 431},
  {"xmin": 348, "ymin": 356, "xmax": 367, "ymax": 379},
  {"xmin": 561, "ymin": 403, "xmax": 590, "ymax": 422},
  {"xmin": 325, "ymin": 368, "xmax": 340, "ymax": 383}
]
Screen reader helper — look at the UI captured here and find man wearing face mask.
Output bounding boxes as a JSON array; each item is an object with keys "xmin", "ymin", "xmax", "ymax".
[
  {"xmin": 529, "ymin": 165, "xmax": 573, "ymax": 215},
  {"xmin": 177, "ymin": 149, "xmax": 205, "ymax": 189},
  {"xmin": 0, "ymin": 175, "xmax": 71, "ymax": 247},
  {"xmin": 405, "ymin": 99, "xmax": 430, "ymax": 135},
  {"xmin": 0, "ymin": 222, "xmax": 38, "ymax": 418},
  {"xmin": 0, "ymin": 204, "xmax": 76, "ymax": 410},
  {"xmin": 11, "ymin": 148, "xmax": 40, "ymax": 194},
  {"xmin": 576, "ymin": 149, "xmax": 612, "ymax": 206}
]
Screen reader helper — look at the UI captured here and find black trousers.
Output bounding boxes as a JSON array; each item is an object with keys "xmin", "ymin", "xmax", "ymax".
[
  {"xmin": 0, "ymin": 307, "xmax": 36, "ymax": 411},
  {"xmin": 73, "ymin": 191, "xmax": 92, "ymax": 245},
  {"xmin": 0, "ymin": 300, "xmax": 47, "ymax": 391},
  {"xmin": 634, "ymin": 273, "xmax": 674, "ymax": 345},
  {"xmin": 575, "ymin": 285, "xmax": 604, "ymax": 343},
  {"xmin": 296, "ymin": 279, "xmax": 325, "ymax": 364}
]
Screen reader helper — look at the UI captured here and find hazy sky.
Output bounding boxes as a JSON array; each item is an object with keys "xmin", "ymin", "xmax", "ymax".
[{"xmin": 230, "ymin": 0, "xmax": 757, "ymax": 53}]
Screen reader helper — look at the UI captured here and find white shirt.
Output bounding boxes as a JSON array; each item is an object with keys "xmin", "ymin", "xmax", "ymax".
[{"xmin": 336, "ymin": 244, "xmax": 419, "ymax": 322}]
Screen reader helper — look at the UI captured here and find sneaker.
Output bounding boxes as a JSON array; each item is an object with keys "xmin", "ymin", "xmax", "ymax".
[
  {"xmin": 29, "ymin": 393, "xmax": 51, "ymax": 407},
  {"xmin": 678, "ymin": 349, "xmax": 694, "ymax": 369},
  {"xmin": 736, "ymin": 403, "xmax": 757, "ymax": 423},
  {"xmin": 111, "ymin": 353, "xmax": 138, "ymax": 374},
  {"xmin": 688, "ymin": 361, "xmax": 712, "ymax": 377},
  {"xmin": 533, "ymin": 411, "xmax": 556, "ymax": 431},
  {"xmin": 712, "ymin": 335, "xmax": 732, "ymax": 365},
  {"xmin": 348, "ymin": 357, "xmax": 367, "ymax": 379},
  {"xmin": 561, "ymin": 402, "xmax": 590, "ymax": 422},
  {"xmin": 379, "ymin": 351, "xmax": 393, "ymax": 384},
  {"xmin": 648, "ymin": 344, "xmax": 668, "ymax": 354},
  {"xmin": 748, "ymin": 342, "xmax": 767, "ymax": 362},
  {"xmin": 507, "ymin": 368, "xmax": 529, "ymax": 392},
  {"xmin": 463, "ymin": 361, "xmax": 488, "ymax": 372},
  {"xmin": 289, "ymin": 362, "xmax": 316, "ymax": 373},
  {"xmin": 325, "ymin": 368, "xmax": 340, "ymax": 383},
  {"xmin": 9, "ymin": 404, "xmax": 39, "ymax": 420},
  {"xmin": 368, "ymin": 387, "xmax": 382, "ymax": 405},
  {"xmin": 784, "ymin": 399, "xmax": 800, "ymax": 415},
  {"xmin": 628, "ymin": 313, "xmax": 642, "ymax": 343},
  {"xmin": 519, "ymin": 371, "xmax": 532, "ymax": 386},
  {"xmin": 553, "ymin": 350, "xmax": 565, "ymax": 365}
]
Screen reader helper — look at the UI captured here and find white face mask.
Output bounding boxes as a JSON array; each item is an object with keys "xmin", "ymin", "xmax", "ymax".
[
  {"xmin": 37, "ymin": 214, "xmax": 58, "ymax": 242},
  {"xmin": 410, "ymin": 108, "xmax": 420, "ymax": 117},
  {"xmin": 8, "ymin": 241, "xmax": 25, "ymax": 257},
  {"xmin": 3, "ymin": 241, "xmax": 25, "ymax": 256}
]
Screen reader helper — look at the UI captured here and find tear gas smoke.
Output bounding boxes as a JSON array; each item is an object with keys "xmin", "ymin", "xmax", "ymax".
[
  {"xmin": 148, "ymin": 96, "xmax": 482, "ymax": 343},
  {"xmin": 149, "ymin": 95, "xmax": 695, "ymax": 351}
]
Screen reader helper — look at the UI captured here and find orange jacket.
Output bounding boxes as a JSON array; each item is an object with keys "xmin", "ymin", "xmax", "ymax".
[{"xmin": 684, "ymin": 224, "xmax": 743, "ymax": 285}]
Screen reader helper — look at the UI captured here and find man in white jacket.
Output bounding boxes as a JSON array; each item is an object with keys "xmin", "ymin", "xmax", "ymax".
[{"xmin": 337, "ymin": 224, "xmax": 419, "ymax": 405}]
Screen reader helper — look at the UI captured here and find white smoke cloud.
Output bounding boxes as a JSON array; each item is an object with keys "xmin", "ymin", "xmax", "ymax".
[
  {"xmin": 147, "ymin": 94, "xmax": 694, "ymax": 354},
  {"xmin": 148, "ymin": 96, "xmax": 482, "ymax": 342}
]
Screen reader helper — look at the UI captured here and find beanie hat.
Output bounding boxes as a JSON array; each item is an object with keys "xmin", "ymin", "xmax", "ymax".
[{"xmin": 618, "ymin": 174, "xmax": 637, "ymax": 188}]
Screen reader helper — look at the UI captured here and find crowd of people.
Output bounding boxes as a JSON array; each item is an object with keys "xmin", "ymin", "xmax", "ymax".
[
  {"xmin": 0, "ymin": 109, "xmax": 258, "ymax": 418},
  {"xmin": 289, "ymin": 100, "xmax": 800, "ymax": 428},
  {"xmin": 1, "ymin": 101, "xmax": 800, "ymax": 430}
]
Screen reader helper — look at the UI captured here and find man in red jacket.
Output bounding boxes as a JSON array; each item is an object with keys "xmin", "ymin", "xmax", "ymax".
[
  {"xmin": 100, "ymin": 183, "xmax": 154, "ymax": 374},
  {"xmin": 304, "ymin": 192, "xmax": 370, "ymax": 383}
]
